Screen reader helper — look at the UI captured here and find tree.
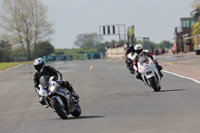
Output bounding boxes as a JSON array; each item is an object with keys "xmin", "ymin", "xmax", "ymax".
[
  {"xmin": 0, "ymin": 40, "xmax": 12, "ymax": 62},
  {"xmin": 191, "ymin": 21, "xmax": 200, "ymax": 49},
  {"xmin": 157, "ymin": 41, "xmax": 173, "ymax": 49},
  {"xmin": 0, "ymin": 0, "xmax": 54, "ymax": 60},
  {"xmin": 11, "ymin": 46, "xmax": 26, "ymax": 61},
  {"xmin": 35, "ymin": 41, "xmax": 55, "ymax": 58},
  {"xmin": 74, "ymin": 33, "xmax": 103, "ymax": 49},
  {"xmin": 149, "ymin": 41, "xmax": 157, "ymax": 49}
]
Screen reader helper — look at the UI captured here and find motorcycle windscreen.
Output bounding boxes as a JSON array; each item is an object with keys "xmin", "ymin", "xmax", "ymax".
[
  {"xmin": 138, "ymin": 55, "xmax": 149, "ymax": 65},
  {"xmin": 39, "ymin": 76, "xmax": 50, "ymax": 90}
]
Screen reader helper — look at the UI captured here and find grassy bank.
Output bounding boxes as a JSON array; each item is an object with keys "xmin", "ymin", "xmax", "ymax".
[{"xmin": 0, "ymin": 62, "xmax": 31, "ymax": 71}]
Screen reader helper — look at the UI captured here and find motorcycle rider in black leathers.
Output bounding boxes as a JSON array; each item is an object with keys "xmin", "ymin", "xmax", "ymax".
[
  {"xmin": 125, "ymin": 44, "xmax": 135, "ymax": 74},
  {"xmin": 33, "ymin": 57, "xmax": 79, "ymax": 105},
  {"xmin": 133, "ymin": 44, "xmax": 163, "ymax": 81},
  {"xmin": 125, "ymin": 44, "xmax": 135, "ymax": 56}
]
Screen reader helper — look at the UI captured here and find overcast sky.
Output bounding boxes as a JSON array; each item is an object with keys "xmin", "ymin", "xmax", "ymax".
[{"xmin": 42, "ymin": 0, "xmax": 193, "ymax": 49}]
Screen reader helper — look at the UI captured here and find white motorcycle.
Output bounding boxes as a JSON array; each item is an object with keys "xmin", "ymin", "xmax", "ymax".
[{"xmin": 134, "ymin": 55, "xmax": 162, "ymax": 92}]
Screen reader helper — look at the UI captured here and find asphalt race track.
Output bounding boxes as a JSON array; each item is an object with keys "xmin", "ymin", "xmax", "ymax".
[{"xmin": 1, "ymin": 58, "xmax": 200, "ymax": 133}]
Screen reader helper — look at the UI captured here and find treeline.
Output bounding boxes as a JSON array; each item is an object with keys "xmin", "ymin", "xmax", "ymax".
[
  {"xmin": 54, "ymin": 33, "xmax": 173, "ymax": 60},
  {"xmin": 0, "ymin": 40, "xmax": 54, "ymax": 62},
  {"xmin": 0, "ymin": 32, "xmax": 173, "ymax": 62},
  {"xmin": 0, "ymin": 0, "xmax": 54, "ymax": 62},
  {"xmin": 145, "ymin": 40, "xmax": 173, "ymax": 50}
]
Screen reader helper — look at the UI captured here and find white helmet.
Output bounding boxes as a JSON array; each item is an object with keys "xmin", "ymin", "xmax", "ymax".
[
  {"xmin": 34, "ymin": 58, "xmax": 45, "ymax": 72},
  {"xmin": 134, "ymin": 44, "xmax": 143, "ymax": 56}
]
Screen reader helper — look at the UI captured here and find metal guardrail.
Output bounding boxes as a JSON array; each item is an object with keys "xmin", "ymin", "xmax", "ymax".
[
  {"xmin": 85, "ymin": 52, "xmax": 105, "ymax": 60},
  {"xmin": 43, "ymin": 55, "xmax": 72, "ymax": 62}
]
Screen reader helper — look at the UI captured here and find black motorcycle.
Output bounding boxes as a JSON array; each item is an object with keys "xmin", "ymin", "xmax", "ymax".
[
  {"xmin": 37, "ymin": 76, "xmax": 81, "ymax": 119},
  {"xmin": 125, "ymin": 52, "xmax": 135, "ymax": 74}
]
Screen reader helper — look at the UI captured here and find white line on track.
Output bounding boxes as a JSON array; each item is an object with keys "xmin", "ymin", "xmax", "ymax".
[
  {"xmin": 5, "ymin": 64, "xmax": 23, "ymax": 71},
  {"xmin": 163, "ymin": 70, "xmax": 200, "ymax": 84},
  {"xmin": 0, "ymin": 88, "xmax": 10, "ymax": 96}
]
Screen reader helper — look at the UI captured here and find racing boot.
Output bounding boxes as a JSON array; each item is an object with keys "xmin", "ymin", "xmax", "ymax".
[
  {"xmin": 71, "ymin": 92, "xmax": 79, "ymax": 101},
  {"xmin": 130, "ymin": 70, "xmax": 135, "ymax": 74},
  {"xmin": 70, "ymin": 88, "xmax": 79, "ymax": 100},
  {"xmin": 136, "ymin": 73, "xmax": 143, "ymax": 81},
  {"xmin": 159, "ymin": 71, "xmax": 163, "ymax": 77},
  {"xmin": 155, "ymin": 63, "xmax": 163, "ymax": 77},
  {"xmin": 130, "ymin": 67, "xmax": 135, "ymax": 74},
  {"xmin": 158, "ymin": 65, "xmax": 163, "ymax": 77},
  {"xmin": 62, "ymin": 80, "xmax": 80, "ymax": 100}
]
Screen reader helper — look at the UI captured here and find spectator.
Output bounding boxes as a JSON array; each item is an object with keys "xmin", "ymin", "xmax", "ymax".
[
  {"xmin": 173, "ymin": 42, "xmax": 176, "ymax": 55},
  {"xmin": 112, "ymin": 43, "xmax": 115, "ymax": 48},
  {"xmin": 186, "ymin": 40, "xmax": 190, "ymax": 52},
  {"xmin": 115, "ymin": 43, "xmax": 118, "ymax": 48}
]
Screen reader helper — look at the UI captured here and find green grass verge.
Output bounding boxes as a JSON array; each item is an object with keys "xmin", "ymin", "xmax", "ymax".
[{"xmin": 0, "ymin": 62, "xmax": 31, "ymax": 71}]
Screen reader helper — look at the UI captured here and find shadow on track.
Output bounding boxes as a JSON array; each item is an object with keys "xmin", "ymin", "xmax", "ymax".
[
  {"xmin": 159, "ymin": 89, "xmax": 187, "ymax": 92},
  {"xmin": 46, "ymin": 115, "xmax": 105, "ymax": 121},
  {"xmin": 68, "ymin": 115, "xmax": 105, "ymax": 120}
]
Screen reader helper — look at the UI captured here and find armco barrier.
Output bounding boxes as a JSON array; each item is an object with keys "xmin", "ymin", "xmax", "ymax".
[
  {"xmin": 85, "ymin": 52, "xmax": 104, "ymax": 60},
  {"xmin": 43, "ymin": 55, "xmax": 72, "ymax": 62},
  {"xmin": 154, "ymin": 49, "xmax": 168, "ymax": 55}
]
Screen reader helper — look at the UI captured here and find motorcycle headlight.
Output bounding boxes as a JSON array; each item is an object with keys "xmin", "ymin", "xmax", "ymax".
[{"xmin": 50, "ymin": 86, "xmax": 56, "ymax": 93}]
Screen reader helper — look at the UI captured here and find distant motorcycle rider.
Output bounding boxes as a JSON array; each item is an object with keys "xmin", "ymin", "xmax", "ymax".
[
  {"xmin": 133, "ymin": 44, "xmax": 163, "ymax": 81},
  {"xmin": 33, "ymin": 57, "xmax": 79, "ymax": 105},
  {"xmin": 125, "ymin": 44, "xmax": 135, "ymax": 74},
  {"xmin": 125, "ymin": 43, "xmax": 135, "ymax": 56}
]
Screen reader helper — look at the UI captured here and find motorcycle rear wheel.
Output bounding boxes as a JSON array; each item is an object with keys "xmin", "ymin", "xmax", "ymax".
[
  {"xmin": 51, "ymin": 98, "xmax": 68, "ymax": 119},
  {"xmin": 71, "ymin": 104, "xmax": 81, "ymax": 117}
]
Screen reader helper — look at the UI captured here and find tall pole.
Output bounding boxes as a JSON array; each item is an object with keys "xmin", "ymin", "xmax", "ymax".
[{"xmin": 124, "ymin": 24, "xmax": 126, "ymax": 41}]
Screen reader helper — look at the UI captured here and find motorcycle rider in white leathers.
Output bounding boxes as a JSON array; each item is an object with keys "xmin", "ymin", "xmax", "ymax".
[{"xmin": 133, "ymin": 44, "xmax": 163, "ymax": 81}]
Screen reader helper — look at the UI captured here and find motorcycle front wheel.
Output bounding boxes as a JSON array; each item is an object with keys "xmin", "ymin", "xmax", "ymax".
[
  {"xmin": 51, "ymin": 98, "xmax": 68, "ymax": 119},
  {"xmin": 149, "ymin": 77, "xmax": 161, "ymax": 92}
]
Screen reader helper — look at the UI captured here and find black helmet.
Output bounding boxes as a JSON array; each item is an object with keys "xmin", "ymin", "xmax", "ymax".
[
  {"xmin": 129, "ymin": 44, "xmax": 134, "ymax": 48},
  {"xmin": 34, "ymin": 58, "xmax": 45, "ymax": 72}
]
